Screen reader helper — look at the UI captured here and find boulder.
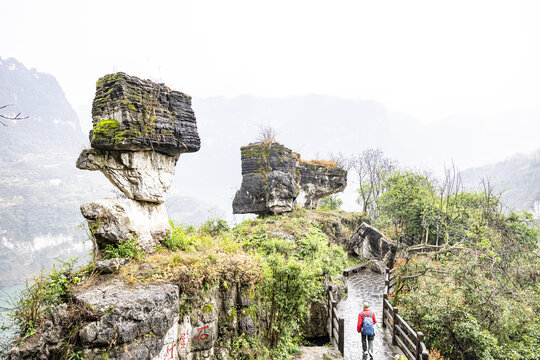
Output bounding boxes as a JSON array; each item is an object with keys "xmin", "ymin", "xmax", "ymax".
[
  {"xmin": 296, "ymin": 161, "xmax": 347, "ymax": 209},
  {"xmin": 232, "ymin": 143, "xmax": 298, "ymax": 215},
  {"xmin": 90, "ymin": 72, "xmax": 200, "ymax": 157},
  {"xmin": 349, "ymin": 223, "xmax": 396, "ymax": 266},
  {"xmin": 232, "ymin": 142, "xmax": 347, "ymax": 215},
  {"xmin": 75, "ymin": 282, "xmax": 179, "ymax": 360},
  {"xmin": 81, "ymin": 198, "xmax": 170, "ymax": 253},
  {"xmin": 76, "ymin": 148, "xmax": 176, "ymax": 203}
]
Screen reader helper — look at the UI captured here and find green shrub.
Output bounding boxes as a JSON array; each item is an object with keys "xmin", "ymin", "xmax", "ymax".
[
  {"xmin": 317, "ymin": 195, "xmax": 343, "ymax": 210},
  {"xmin": 102, "ymin": 237, "xmax": 143, "ymax": 260},
  {"xmin": 9, "ymin": 258, "xmax": 88, "ymax": 337},
  {"xmin": 200, "ymin": 218, "xmax": 229, "ymax": 235}
]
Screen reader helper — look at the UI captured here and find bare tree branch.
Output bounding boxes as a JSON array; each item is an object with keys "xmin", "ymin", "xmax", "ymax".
[{"xmin": 0, "ymin": 104, "xmax": 29, "ymax": 126}]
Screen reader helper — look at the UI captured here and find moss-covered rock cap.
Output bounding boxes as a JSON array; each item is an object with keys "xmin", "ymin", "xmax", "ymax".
[{"xmin": 90, "ymin": 72, "xmax": 200, "ymax": 157}]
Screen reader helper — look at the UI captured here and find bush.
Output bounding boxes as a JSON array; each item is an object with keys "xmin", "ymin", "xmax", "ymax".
[
  {"xmin": 9, "ymin": 258, "xmax": 88, "ymax": 337},
  {"xmin": 200, "ymin": 218, "xmax": 229, "ymax": 235},
  {"xmin": 103, "ymin": 237, "xmax": 143, "ymax": 260},
  {"xmin": 317, "ymin": 195, "xmax": 343, "ymax": 210}
]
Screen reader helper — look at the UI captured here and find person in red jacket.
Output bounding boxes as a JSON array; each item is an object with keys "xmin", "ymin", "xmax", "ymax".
[{"xmin": 357, "ymin": 302, "xmax": 376, "ymax": 360}]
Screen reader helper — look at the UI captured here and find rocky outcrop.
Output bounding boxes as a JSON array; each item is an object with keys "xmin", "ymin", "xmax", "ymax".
[
  {"xmin": 77, "ymin": 73, "xmax": 200, "ymax": 253},
  {"xmin": 296, "ymin": 161, "xmax": 347, "ymax": 209},
  {"xmin": 8, "ymin": 280, "xmax": 258, "ymax": 360},
  {"xmin": 232, "ymin": 142, "xmax": 347, "ymax": 215},
  {"xmin": 77, "ymin": 149, "xmax": 176, "ymax": 203},
  {"xmin": 232, "ymin": 143, "xmax": 298, "ymax": 215},
  {"xmin": 90, "ymin": 72, "xmax": 200, "ymax": 157},
  {"xmin": 349, "ymin": 222, "xmax": 396, "ymax": 268},
  {"xmin": 81, "ymin": 199, "xmax": 170, "ymax": 253}
]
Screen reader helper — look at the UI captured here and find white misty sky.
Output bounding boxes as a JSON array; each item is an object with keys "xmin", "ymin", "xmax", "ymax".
[{"xmin": 2, "ymin": 0, "xmax": 540, "ymax": 126}]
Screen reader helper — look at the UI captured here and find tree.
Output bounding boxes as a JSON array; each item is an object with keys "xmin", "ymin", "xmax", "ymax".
[
  {"xmin": 0, "ymin": 104, "xmax": 28, "ymax": 126},
  {"xmin": 350, "ymin": 148, "xmax": 396, "ymax": 217}
]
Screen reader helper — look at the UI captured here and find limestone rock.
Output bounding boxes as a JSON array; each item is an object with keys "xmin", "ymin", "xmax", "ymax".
[
  {"xmin": 349, "ymin": 222, "xmax": 396, "ymax": 265},
  {"xmin": 94, "ymin": 257, "xmax": 129, "ymax": 274},
  {"xmin": 232, "ymin": 143, "xmax": 298, "ymax": 215},
  {"xmin": 76, "ymin": 148, "xmax": 176, "ymax": 203},
  {"xmin": 90, "ymin": 72, "xmax": 200, "ymax": 157},
  {"xmin": 296, "ymin": 161, "xmax": 348, "ymax": 209},
  {"xmin": 303, "ymin": 300, "xmax": 328, "ymax": 339},
  {"xmin": 74, "ymin": 282, "xmax": 179, "ymax": 360},
  {"xmin": 233, "ymin": 142, "xmax": 348, "ymax": 215},
  {"xmin": 81, "ymin": 198, "xmax": 170, "ymax": 253}
]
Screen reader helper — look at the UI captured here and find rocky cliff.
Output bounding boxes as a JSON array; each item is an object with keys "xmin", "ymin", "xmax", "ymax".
[
  {"xmin": 77, "ymin": 73, "xmax": 200, "ymax": 253},
  {"xmin": 232, "ymin": 142, "xmax": 347, "ymax": 216}
]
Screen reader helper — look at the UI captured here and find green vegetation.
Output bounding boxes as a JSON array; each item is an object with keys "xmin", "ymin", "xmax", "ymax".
[
  {"xmin": 369, "ymin": 168, "xmax": 540, "ymax": 360},
  {"xmin": 8, "ymin": 259, "xmax": 91, "ymax": 339},
  {"xmin": 5, "ymin": 210, "xmax": 359, "ymax": 359},
  {"xmin": 318, "ymin": 195, "xmax": 343, "ymax": 210},
  {"xmin": 102, "ymin": 237, "xmax": 143, "ymax": 260}
]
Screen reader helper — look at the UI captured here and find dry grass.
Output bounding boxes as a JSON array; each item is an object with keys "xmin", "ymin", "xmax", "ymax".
[
  {"xmin": 116, "ymin": 248, "xmax": 263, "ymax": 294},
  {"xmin": 299, "ymin": 158, "xmax": 338, "ymax": 168}
]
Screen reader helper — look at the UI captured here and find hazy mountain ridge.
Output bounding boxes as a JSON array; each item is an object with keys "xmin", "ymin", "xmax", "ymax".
[
  {"xmin": 461, "ymin": 148, "xmax": 540, "ymax": 215},
  {"xmin": 1, "ymin": 57, "xmax": 539, "ymax": 287}
]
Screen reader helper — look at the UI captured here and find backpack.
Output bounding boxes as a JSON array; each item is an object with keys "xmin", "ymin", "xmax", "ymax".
[{"xmin": 361, "ymin": 310, "xmax": 374, "ymax": 335}]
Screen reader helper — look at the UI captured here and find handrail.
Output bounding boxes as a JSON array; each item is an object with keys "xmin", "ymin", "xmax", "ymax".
[
  {"xmin": 382, "ymin": 267, "xmax": 429, "ymax": 360},
  {"xmin": 326, "ymin": 280, "xmax": 345, "ymax": 355}
]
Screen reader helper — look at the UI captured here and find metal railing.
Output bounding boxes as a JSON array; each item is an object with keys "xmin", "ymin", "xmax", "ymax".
[{"xmin": 383, "ymin": 267, "xmax": 429, "ymax": 360}]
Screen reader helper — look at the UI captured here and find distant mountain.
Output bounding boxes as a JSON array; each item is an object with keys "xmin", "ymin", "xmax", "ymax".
[
  {"xmin": 0, "ymin": 57, "xmax": 107, "ymax": 286},
  {"xmin": 460, "ymin": 148, "xmax": 540, "ymax": 215}
]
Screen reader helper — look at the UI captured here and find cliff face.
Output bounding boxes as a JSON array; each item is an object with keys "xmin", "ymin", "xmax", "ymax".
[
  {"xmin": 77, "ymin": 73, "xmax": 200, "ymax": 253},
  {"xmin": 232, "ymin": 142, "xmax": 347, "ymax": 215},
  {"xmin": 8, "ymin": 280, "xmax": 254, "ymax": 360}
]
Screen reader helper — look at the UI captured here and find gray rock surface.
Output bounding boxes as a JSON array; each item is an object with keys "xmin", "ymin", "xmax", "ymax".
[
  {"xmin": 296, "ymin": 161, "xmax": 348, "ymax": 209},
  {"xmin": 233, "ymin": 142, "xmax": 347, "ymax": 215},
  {"xmin": 90, "ymin": 72, "xmax": 200, "ymax": 157},
  {"xmin": 349, "ymin": 223, "xmax": 396, "ymax": 267},
  {"xmin": 81, "ymin": 198, "xmax": 170, "ymax": 253},
  {"xmin": 94, "ymin": 257, "xmax": 129, "ymax": 274},
  {"xmin": 78, "ymin": 72, "xmax": 200, "ymax": 255},
  {"xmin": 76, "ymin": 148, "xmax": 177, "ymax": 203},
  {"xmin": 294, "ymin": 346, "xmax": 344, "ymax": 360},
  {"xmin": 233, "ymin": 143, "xmax": 298, "ymax": 215},
  {"xmin": 303, "ymin": 300, "xmax": 329, "ymax": 338}
]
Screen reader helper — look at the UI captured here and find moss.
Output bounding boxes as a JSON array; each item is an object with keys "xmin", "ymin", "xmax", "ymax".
[
  {"xmin": 202, "ymin": 303, "xmax": 214, "ymax": 313},
  {"xmin": 92, "ymin": 119, "xmax": 119, "ymax": 140}
]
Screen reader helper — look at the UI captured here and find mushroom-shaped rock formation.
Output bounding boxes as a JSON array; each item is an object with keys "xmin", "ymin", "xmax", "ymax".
[
  {"xmin": 78, "ymin": 73, "xmax": 200, "ymax": 253},
  {"xmin": 90, "ymin": 72, "xmax": 200, "ymax": 157},
  {"xmin": 232, "ymin": 142, "xmax": 347, "ymax": 215}
]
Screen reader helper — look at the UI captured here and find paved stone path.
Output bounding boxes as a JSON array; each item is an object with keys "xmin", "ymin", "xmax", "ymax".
[{"xmin": 337, "ymin": 270, "xmax": 400, "ymax": 360}]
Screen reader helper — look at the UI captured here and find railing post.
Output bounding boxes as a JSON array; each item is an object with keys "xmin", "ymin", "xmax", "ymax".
[
  {"xmin": 338, "ymin": 317, "xmax": 345, "ymax": 355},
  {"xmin": 415, "ymin": 332, "xmax": 424, "ymax": 360},
  {"xmin": 392, "ymin": 307, "xmax": 398, "ymax": 345},
  {"xmin": 382, "ymin": 293, "xmax": 387, "ymax": 328}
]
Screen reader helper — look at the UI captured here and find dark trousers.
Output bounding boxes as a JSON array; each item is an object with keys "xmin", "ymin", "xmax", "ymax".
[{"xmin": 361, "ymin": 333, "xmax": 374, "ymax": 356}]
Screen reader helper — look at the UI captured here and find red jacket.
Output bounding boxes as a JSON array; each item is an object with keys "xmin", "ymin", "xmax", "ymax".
[{"xmin": 357, "ymin": 309, "xmax": 376, "ymax": 333}]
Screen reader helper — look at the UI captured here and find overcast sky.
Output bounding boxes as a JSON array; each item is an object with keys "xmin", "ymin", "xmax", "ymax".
[{"xmin": 2, "ymin": 0, "xmax": 540, "ymax": 126}]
